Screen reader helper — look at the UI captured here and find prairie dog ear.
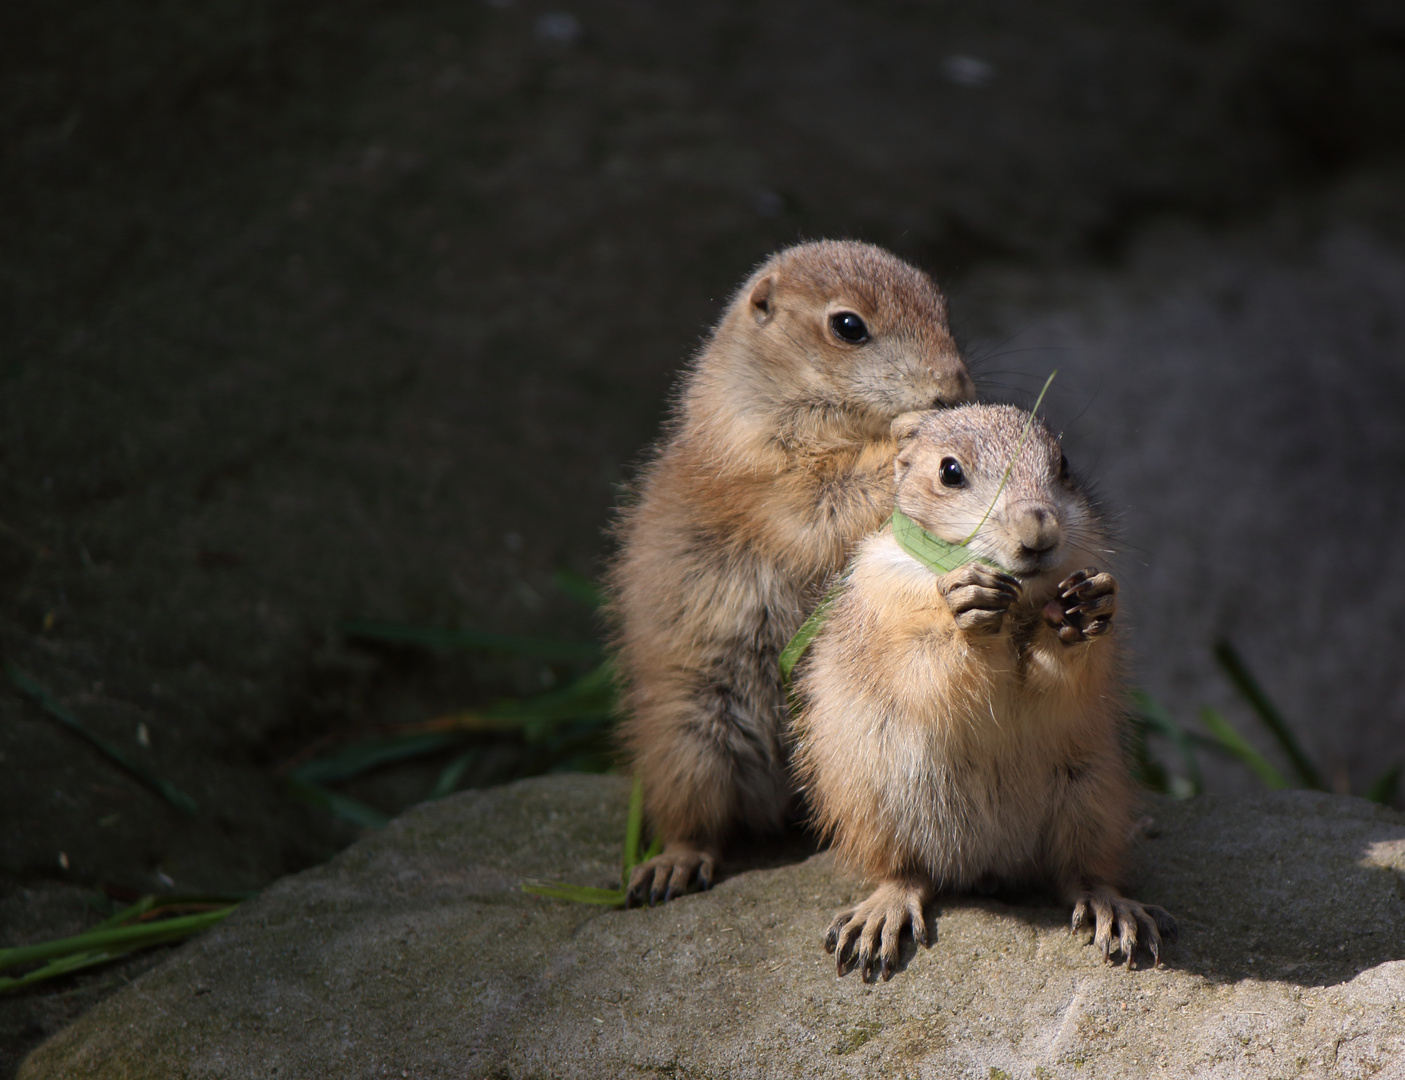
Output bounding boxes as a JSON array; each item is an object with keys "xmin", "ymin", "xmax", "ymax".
[
  {"xmin": 890, "ymin": 411, "xmax": 928, "ymax": 447},
  {"xmin": 748, "ymin": 274, "xmax": 775, "ymax": 325},
  {"xmin": 894, "ymin": 448, "xmax": 915, "ymax": 486}
]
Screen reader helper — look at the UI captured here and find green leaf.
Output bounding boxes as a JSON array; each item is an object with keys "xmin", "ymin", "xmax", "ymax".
[
  {"xmin": 342, "ymin": 621, "xmax": 599, "ymax": 661},
  {"xmin": 290, "ymin": 733, "xmax": 457, "ymax": 785},
  {"xmin": 1198, "ymin": 706, "xmax": 1290, "ymax": 790},
  {"xmin": 4, "ymin": 660, "xmax": 197, "ymax": 814},
  {"xmin": 892, "ymin": 510, "xmax": 998, "ymax": 574},
  {"xmin": 285, "ymin": 779, "xmax": 390, "ymax": 829},
  {"xmin": 1213, "ymin": 640, "xmax": 1324, "ymax": 790}
]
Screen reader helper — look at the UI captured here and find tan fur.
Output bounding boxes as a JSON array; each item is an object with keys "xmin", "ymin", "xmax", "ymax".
[
  {"xmin": 608, "ymin": 241, "xmax": 973, "ymax": 903},
  {"xmin": 792, "ymin": 404, "xmax": 1175, "ymax": 978}
]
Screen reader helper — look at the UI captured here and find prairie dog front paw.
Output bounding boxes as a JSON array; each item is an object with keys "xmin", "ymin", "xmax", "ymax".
[
  {"xmin": 1042, "ymin": 568, "xmax": 1117, "ymax": 644},
  {"xmin": 939, "ymin": 562, "xmax": 1021, "ymax": 634}
]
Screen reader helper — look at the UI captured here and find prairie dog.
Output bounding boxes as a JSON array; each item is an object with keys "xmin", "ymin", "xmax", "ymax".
[
  {"xmin": 792, "ymin": 404, "xmax": 1175, "ymax": 980},
  {"xmin": 609, "ymin": 241, "xmax": 974, "ymax": 906}
]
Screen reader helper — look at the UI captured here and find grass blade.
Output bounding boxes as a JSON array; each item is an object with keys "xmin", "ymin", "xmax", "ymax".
[
  {"xmin": 480, "ymin": 662, "xmax": 618, "ymax": 723},
  {"xmin": 1198, "ymin": 706, "xmax": 1290, "ymax": 790},
  {"xmin": 427, "ymin": 751, "xmax": 475, "ymax": 800},
  {"xmin": 1212, "ymin": 640, "xmax": 1325, "ymax": 790},
  {"xmin": 285, "ymin": 779, "xmax": 390, "ymax": 829},
  {"xmin": 552, "ymin": 569, "xmax": 606, "ymax": 609},
  {"xmin": 87, "ymin": 896, "xmax": 157, "ymax": 933},
  {"xmin": 4, "ymin": 660, "xmax": 197, "ymax": 814},
  {"xmin": 622, "ymin": 774, "xmax": 646, "ymax": 884},
  {"xmin": 1129, "ymin": 690, "xmax": 1202, "ymax": 795},
  {"xmin": 343, "ymin": 621, "xmax": 598, "ymax": 661},
  {"xmin": 0, "ymin": 950, "xmax": 124, "ymax": 992},
  {"xmin": 289, "ymin": 733, "xmax": 456, "ymax": 786},
  {"xmin": 960, "ymin": 369, "xmax": 1057, "ymax": 546},
  {"xmin": 0, "ymin": 908, "xmax": 235, "ymax": 974}
]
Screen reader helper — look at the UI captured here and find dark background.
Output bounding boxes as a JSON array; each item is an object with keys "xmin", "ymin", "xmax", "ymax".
[{"xmin": 4, "ymin": 0, "xmax": 1405, "ymax": 1070}]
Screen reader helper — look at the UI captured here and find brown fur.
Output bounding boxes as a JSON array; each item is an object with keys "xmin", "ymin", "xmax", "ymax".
[
  {"xmin": 608, "ymin": 241, "xmax": 974, "ymax": 904},
  {"xmin": 792, "ymin": 404, "xmax": 1175, "ymax": 979}
]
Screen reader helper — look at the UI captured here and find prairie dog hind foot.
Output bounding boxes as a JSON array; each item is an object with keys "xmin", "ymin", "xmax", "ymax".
[
  {"xmin": 1070, "ymin": 887, "xmax": 1178, "ymax": 968},
  {"xmin": 824, "ymin": 879, "xmax": 934, "ymax": 982},
  {"xmin": 625, "ymin": 842, "xmax": 718, "ymax": 907}
]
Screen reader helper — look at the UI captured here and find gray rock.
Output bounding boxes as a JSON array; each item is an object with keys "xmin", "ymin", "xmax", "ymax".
[{"xmin": 21, "ymin": 775, "xmax": 1405, "ymax": 1079}]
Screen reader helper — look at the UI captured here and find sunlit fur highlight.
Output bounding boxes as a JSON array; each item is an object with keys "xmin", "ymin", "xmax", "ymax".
[
  {"xmin": 608, "ymin": 242, "xmax": 973, "ymax": 868},
  {"xmin": 793, "ymin": 405, "xmax": 1135, "ymax": 899}
]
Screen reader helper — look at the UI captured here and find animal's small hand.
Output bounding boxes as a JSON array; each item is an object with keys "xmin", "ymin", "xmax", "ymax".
[
  {"xmin": 1043, "ymin": 568, "xmax": 1117, "ymax": 644},
  {"xmin": 938, "ymin": 562, "xmax": 1021, "ymax": 634}
]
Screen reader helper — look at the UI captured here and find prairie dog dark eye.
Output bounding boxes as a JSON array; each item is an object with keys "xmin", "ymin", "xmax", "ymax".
[
  {"xmin": 829, "ymin": 311, "xmax": 869, "ymax": 343},
  {"xmin": 1059, "ymin": 453, "xmax": 1070, "ymax": 480},
  {"xmin": 939, "ymin": 457, "xmax": 964, "ymax": 487}
]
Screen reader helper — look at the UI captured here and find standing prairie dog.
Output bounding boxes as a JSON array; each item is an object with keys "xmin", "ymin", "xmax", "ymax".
[
  {"xmin": 609, "ymin": 241, "xmax": 975, "ymax": 906},
  {"xmin": 792, "ymin": 403, "xmax": 1176, "ymax": 980}
]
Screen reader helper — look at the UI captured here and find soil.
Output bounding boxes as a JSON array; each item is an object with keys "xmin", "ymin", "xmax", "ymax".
[{"xmin": 3, "ymin": 0, "xmax": 1405, "ymax": 1071}]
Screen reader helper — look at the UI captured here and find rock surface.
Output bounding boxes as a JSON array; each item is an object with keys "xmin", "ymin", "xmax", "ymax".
[{"xmin": 21, "ymin": 774, "xmax": 1405, "ymax": 1079}]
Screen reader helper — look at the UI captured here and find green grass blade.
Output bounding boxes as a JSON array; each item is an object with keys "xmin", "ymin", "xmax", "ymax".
[
  {"xmin": 285, "ymin": 779, "xmax": 390, "ymax": 829},
  {"xmin": 1198, "ymin": 706, "xmax": 1290, "ymax": 790},
  {"xmin": 290, "ymin": 733, "xmax": 457, "ymax": 785},
  {"xmin": 622, "ymin": 774, "xmax": 646, "ymax": 884},
  {"xmin": 87, "ymin": 895, "xmax": 157, "ymax": 933},
  {"xmin": 342, "ymin": 621, "xmax": 599, "ymax": 660},
  {"xmin": 1364, "ymin": 763, "xmax": 1401, "ymax": 805},
  {"xmin": 427, "ymin": 751, "xmax": 475, "ymax": 800},
  {"xmin": 0, "ymin": 908, "xmax": 235, "ymax": 974},
  {"xmin": 1213, "ymin": 640, "xmax": 1325, "ymax": 790},
  {"xmin": 482, "ymin": 662, "xmax": 618, "ymax": 726},
  {"xmin": 521, "ymin": 881, "xmax": 625, "ymax": 906},
  {"xmin": 4, "ymin": 660, "xmax": 197, "ymax": 815},
  {"xmin": 780, "ymin": 584, "xmax": 842, "ymax": 685},
  {"xmin": 960, "ymin": 369, "xmax": 1057, "ymax": 546},
  {"xmin": 0, "ymin": 950, "xmax": 119, "ymax": 992},
  {"xmin": 553, "ymin": 569, "xmax": 606, "ymax": 609},
  {"xmin": 1129, "ymin": 689, "xmax": 1202, "ymax": 795}
]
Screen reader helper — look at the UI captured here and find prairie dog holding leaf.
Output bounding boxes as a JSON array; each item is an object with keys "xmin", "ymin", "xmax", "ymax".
[
  {"xmin": 791, "ymin": 403, "xmax": 1175, "ymax": 980},
  {"xmin": 609, "ymin": 241, "xmax": 975, "ymax": 907}
]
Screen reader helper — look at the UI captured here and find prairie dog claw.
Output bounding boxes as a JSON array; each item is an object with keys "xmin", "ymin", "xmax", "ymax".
[
  {"xmin": 824, "ymin": 880, "xmax": 932, "ymax": 982},
  {"xmin": 626, "ymin": 844, "xmax": 717, "ymax": 908},
  {"xmin": 1070, "ymin": 887, "xmax": 1177, "ymax": 968}
]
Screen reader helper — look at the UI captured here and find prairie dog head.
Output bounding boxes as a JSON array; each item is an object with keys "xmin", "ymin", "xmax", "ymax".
[
  {"xmin": 890, "ymin": 404, "xmax": 1110, "ymax": 583},
  {"xmin": 702, "ymin": 241, "xmax": 974, "ymax": 441}
]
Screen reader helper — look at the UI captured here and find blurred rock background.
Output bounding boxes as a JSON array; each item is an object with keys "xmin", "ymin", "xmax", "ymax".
[{"xmin": 3, "ymin": 0, "xmax": 1404, "ymax": 1070}]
